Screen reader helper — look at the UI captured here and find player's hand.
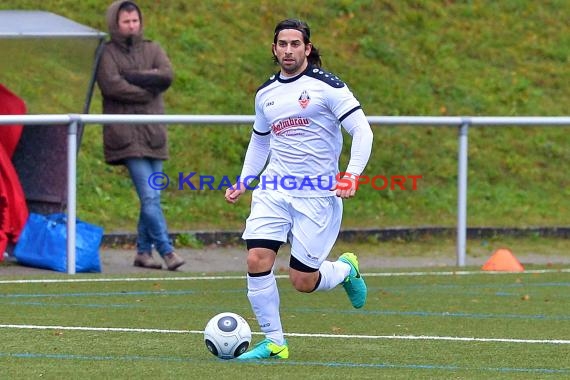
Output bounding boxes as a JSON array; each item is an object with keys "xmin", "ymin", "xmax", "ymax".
[
  {"xmin": 331, "ymin": 174, "xmax": 358, "ymax": 198},
  {"xmin": 225, "ymin": 183, "xmax": 247, "ymax": 204}
]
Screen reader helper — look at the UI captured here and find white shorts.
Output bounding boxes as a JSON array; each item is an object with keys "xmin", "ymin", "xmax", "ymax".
[{"xmin": 242, "ymin": 189, "xmax": 343, "ymax": 269}]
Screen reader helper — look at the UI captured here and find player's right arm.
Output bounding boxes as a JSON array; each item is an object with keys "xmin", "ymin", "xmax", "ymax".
[{"xmin": 225, "ymin": 129, "xmax": 270, "ymax": 203}]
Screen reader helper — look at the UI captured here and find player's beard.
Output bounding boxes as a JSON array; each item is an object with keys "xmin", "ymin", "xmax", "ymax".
[{"xmin": 279, "ymin": 57, "xmax": 306, "ymax": 76}]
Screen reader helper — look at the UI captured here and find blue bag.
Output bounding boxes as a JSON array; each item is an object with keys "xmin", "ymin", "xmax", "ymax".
[{"xmin": 14, "ymin": 213, "xmax": 103, "ymax": 273}]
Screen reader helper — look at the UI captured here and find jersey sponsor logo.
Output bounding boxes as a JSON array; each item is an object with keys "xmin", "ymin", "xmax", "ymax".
[
  {"xmin": 271, "ymin": 116, "xmax": 310, "ymax": 135},
  {"xmin": 298, "ymin": 90, "xmax": 310, "ymax": 109}
]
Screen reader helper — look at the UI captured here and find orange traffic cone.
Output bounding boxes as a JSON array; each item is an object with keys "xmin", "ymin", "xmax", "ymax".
[{"xmin": 481, "ymin": 248, "xmax": 524, "ymax": 272}]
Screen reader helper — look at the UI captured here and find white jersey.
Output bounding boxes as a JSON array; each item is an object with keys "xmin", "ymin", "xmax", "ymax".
[{"xmin": 252, "ymin": 66, "xmax": 362, "ymax": 197}]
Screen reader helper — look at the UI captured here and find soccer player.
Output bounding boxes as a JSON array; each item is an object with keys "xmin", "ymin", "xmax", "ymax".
[{"xmin": 224, "ymin": 18, "xmax": 373, "ymax": 360}]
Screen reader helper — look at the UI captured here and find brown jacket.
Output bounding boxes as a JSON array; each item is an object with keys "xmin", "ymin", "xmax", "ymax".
[{"xmin": 96, "ymin": 0, "xmax": 174, "ymax": 165}]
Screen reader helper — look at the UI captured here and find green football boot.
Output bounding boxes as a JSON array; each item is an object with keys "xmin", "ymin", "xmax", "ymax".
[
  {"xmin": 338, "ymin": 252, "xmax": 367, "ymax": 308},
  {"xmin": 237, "ymin": 339, "xmax": 289, "ymax": 360}
]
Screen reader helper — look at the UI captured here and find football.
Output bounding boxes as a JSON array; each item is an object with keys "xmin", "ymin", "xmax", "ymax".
[{"xmin": 204, "ymin": 312, "xmax": 252, "ymax": 359}]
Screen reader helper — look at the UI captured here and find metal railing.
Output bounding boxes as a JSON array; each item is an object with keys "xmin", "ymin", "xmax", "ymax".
[{"xmin": 1, "ymin": 114, "xmax": 569, "ymax": 273}]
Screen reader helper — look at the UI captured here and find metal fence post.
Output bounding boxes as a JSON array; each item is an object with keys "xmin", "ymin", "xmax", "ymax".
[
  {"xmin": 66, "ymin": 118, "xmax": 78, "ymax": 274},
  {"xmin": 457, "ymin": 121, "xmax": 469, "ymax": 266}
]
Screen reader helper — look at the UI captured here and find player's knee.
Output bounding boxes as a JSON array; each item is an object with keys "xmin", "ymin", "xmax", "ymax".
[
  {"xmin": 246, "ymin": 251, "xmax": 262, "ymax": 268},
  {"xmin": 246, "ymin": 248, "xmax": 275, "ymax": 272},
  {"xmin": 245, "ymin": 240, "xmax": 281, "ymax": 272}
]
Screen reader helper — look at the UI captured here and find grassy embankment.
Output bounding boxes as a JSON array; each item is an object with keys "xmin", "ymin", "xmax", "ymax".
[{"xmin": 1, "ymin": 1, "xmax": 568, "ymax": 243}]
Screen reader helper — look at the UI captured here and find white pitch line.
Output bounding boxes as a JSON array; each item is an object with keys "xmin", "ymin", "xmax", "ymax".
[
  {"xmin": 284, "ymin": 332, "xmax": 570, "ymax": 345},
  {"xmin": 0, "ymin": 275, "xmax": 246, "ymax": 284},
  {"xmin": 0, "ymin": 324, "xmax": 191, "ymax": 334},
  {"xmin": 0, "ymin": 268, "xmax": 568, "ymax": 285},
  {"xmin": 367, "ymin": 268, "xmax": 570, "ymax": 277},
  {"xmin": 1, "ymin": 324, "xmax": 568, "ymax": 345}
]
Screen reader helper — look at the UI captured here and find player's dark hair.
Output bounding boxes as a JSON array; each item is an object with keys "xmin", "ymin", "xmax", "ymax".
[{"xmin": 272, "ymin": 18, "xmax": 322, "ymax": 68}]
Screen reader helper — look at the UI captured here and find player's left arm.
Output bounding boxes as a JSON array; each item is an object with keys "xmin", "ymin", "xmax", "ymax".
[{"xmin": 336, "ymin": 109, "xmax": 373, "ymax": 198}]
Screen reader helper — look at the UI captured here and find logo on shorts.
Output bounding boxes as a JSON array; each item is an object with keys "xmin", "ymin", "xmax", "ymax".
[{"xmin": 306, "ymin": 253, "xmax": 319, "ymax": 261}]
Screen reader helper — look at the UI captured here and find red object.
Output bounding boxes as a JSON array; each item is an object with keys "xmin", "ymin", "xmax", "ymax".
[{"xmin": 0, "ymin": 83, "xmax": 29, "ymax": 259}]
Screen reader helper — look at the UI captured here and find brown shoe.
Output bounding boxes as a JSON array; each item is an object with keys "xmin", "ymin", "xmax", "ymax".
[
  {"xmin": 134, "ymin": 253, "xmax": 162, "ymax": 269},
  {"xmin": 163, "ymin": 252, "xmax": 185, "ymax": 271}
]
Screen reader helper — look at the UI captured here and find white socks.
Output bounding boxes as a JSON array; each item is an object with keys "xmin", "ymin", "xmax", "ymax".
[
  {"xmin": 315, "ymin": 260, "xmax": 351, "ymax": 291},
  {"xmin": 247, "ymin": 272, "xmax": 285, "ymax": 346},
  {"xmin": 246, "ymin": 260, "xmax": 351, "ymax": 346}
]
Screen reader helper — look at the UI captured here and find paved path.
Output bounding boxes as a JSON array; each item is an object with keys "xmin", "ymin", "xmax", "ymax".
[{"xmin": 2, "ymin": 245, "xmax": 569, "ymax": 276}]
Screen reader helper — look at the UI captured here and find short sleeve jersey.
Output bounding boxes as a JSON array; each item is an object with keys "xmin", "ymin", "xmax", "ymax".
[{"xmin": 253, "ymin": 65, "xmax": 362, "ymax": 197}]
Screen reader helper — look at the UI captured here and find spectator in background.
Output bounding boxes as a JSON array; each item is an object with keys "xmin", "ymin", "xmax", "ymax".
[{"xmin": 96, "ymin": 0, "xmax": 184, "ymax": 270}]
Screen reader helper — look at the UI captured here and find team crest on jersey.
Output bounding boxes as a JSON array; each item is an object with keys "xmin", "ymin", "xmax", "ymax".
[{"xmin": 298, "ymin": 90, "xmax": 310, "ymax": 109}]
